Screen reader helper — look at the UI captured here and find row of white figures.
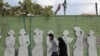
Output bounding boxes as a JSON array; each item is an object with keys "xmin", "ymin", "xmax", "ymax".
[
  {"xmin": 4, "ymin": 29, "xmax": 30, "ymax": 56},
  {"xmin": 46, "ymin": 27, "xmax": 97, "ymax": 56},
  {"xmin": 4, "ymin": 27, "xmax": 97, "ymax": 56},
  {"xmin": 4, "ymin": 29, "xmax": 43, "ymax": 56}
]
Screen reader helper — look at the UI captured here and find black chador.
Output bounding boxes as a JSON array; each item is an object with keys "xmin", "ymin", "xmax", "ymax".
[{"xmin": 58, "ymin": 37, "xmax": 68, "ymax": 56}]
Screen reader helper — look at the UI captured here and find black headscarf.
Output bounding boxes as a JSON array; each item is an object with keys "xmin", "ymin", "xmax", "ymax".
[{"xmin": 58, "ymin": 37, "xmax": 68, "ymax": 56}]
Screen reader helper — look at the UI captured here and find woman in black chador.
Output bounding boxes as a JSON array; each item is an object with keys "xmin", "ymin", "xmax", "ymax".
[{"xmin": 58, "ymin": 37, "xmax": 68, "ymax": 56}]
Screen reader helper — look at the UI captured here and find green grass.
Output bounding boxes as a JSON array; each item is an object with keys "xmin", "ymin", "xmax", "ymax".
[{"xmin": 0, "ymin": 16, "xmax": 100, "ymax": 56}]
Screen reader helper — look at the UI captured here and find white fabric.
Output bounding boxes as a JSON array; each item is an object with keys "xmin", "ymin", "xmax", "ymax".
[
  {"xmin": 87, "ymin": 30, "xmax": 97, "ymax": 56},
  {"xmin": 32, "ymin": 29, "xmax": 43, "ymax": 56},
  {"xmin": 46, "ymin": 36, "xmax": 52, "ymax": 56},
  {"xmin": 4, "ymin": 30, "xmax": 15, "ymax": 56},
  {"xmin": 18, "ymin": 35, "xmax": 30, "ymax": 56},
  {"xmin": 18, "ymin": 29, "xmax": 30, "ymax": 56},
  {"xmin": 73, "ymin": 27, "xmax": 84, "ymax": 56}
]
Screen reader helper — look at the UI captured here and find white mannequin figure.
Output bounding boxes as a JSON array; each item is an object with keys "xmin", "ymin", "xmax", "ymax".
[
  {"xmin": 4, "ymin": 30, "xmax": 15, "ymax": 56},
  {"xmin": 62, "ymin": 30, "xmax": 73, "ymax": 56},
  {"xmin": 46, "ymin": 30, "xmax": 54, "ymax": 56},
  {"xmin": 87, "ymin": 30, "xmax": 97, "ymax": 56},
  {"xmin": 73, "ymin": 27, "xmax": 84, "ymax": 56},
  {"xmin": 39, "ymin": 30, "xmax": 44, "ymax": 56},
  {"xmin": 32, "ymin": 29, "xmax": 44, "ymax": 56},
  {"xmin": 18, "ymin": 29, "xmax": 30, "ymax": 56}
]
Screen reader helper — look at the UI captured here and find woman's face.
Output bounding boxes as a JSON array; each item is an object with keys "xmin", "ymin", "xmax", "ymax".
[{"xmin": 50, "ymin": 36, "xmax": 53, "ymax": 41}]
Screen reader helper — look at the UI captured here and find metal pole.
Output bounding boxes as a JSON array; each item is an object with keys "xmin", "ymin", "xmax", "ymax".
[
  {"xmin": 64, "ymin": 0, "xmax": 66, "ymax": 15},
  {"xmin": 23, "ymin": 16, "xmax": 26, "ymax": 31},
  {"xmin": 64, "ymin": 9, "xmax": 66, "ymax": 15},
  {"xmin": 28, "ymin": 16, "xmax": 32, "ymax": 56},
  {"xmin": 95, "ymin": 3, "xmax": 98, "ymax": 15}
]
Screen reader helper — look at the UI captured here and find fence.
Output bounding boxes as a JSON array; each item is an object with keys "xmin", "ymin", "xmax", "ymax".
[
  {"xmin": 54, "ymin": 3, "xmax": 97, "ymax": 15},
  {"xmin": 0, "ymin": 16, "xmax": 100, "ymax": 56}
]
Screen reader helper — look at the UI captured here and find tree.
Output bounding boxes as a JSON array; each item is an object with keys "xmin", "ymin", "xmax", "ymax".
[
  {"xmin": 19, "ymin": 1, "xmax": 54, "ymax": 16},
  {"xmin": 0, "ymin": 0, "xmax": 54, "ymax": 16},
  {"xmin": 0, "ymin": 0, "xmax": 3, "ymax": 16},
  {"xmin": 42, "ymin": 6, "xmax": 54, "ymax": 16},
  {"xmin": 0, "ymin": 0, "xmax": 3, "ymax": 8},
  {"xmin": 2, "ymin": 2, "xmax": 11, "ymax": 16}
]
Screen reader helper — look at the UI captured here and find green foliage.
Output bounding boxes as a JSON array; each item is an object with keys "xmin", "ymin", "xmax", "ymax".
[
  {"xmin": 42, "ymin": 6, "xmax": 54, "ymax": 16},
  {"xmin": 21, "ymin": 1, "xmax": 54, "ymax": 16},
  {"xmin": 0, "ymin": 1, "xmax": 54, "ymax": 16},
  {"xmin": 0, "ymin": 0, "xmax": 3, "ymax": 16}
]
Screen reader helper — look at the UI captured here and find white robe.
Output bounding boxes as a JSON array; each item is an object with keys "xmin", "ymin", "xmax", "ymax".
[
  {"xmin": 18, "ymin": 35, "xmax": 30, "ymax": 56},
  {"xmin": 32, "ymin": 34, "xmax": 43, "ymax": 56},
  {"xmin": 87, "ymin": 36, "xmax": 97, "ymax": 56},
  {"xmin": 4, "ymin": 36, "xmax": 15, "ymax": 56},
  {"xmin": 73, "ymin": 36, "xmax": 83, "ymax": 56},
  {"xmin": 46, "ymin": 36, "xmax": 52, "ymax": 56}
]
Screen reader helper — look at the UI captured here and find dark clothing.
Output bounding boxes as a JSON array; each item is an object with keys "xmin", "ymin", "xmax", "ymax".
[
  {"xmin": 58, "ymin": 37, "xmax": 68, "ymax": 56},
  {"xmin": 51, "ymin": 52, "xmax": 58, "ymax": 56}
]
